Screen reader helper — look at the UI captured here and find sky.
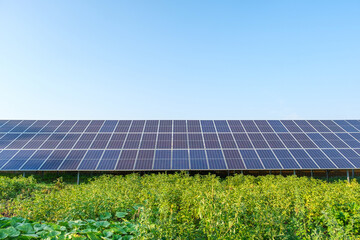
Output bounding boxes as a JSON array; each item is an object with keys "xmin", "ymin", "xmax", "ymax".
[{"xmin": 0, "ymin": 1, "xmax": 359, "ymax": 120}]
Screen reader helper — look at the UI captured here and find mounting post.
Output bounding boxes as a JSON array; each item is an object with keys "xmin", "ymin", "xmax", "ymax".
[
  {"xmin": 269, "ymin": 170, "xmax": 271, "ymax": 175},
  {"xmin": 326, "ymin": 170, "xmax": 329, "ymax": 182},
  {"xmin": 77, "ymin": 172, "xmax": 80, "ymax": 185},
  {"xmin": 311, "ymin": 170, "xmax": 313, "ymax": 178},
  {"xmin": 352, "ymin": 169, "xmax": 355, "ymax": 178},
  {"xmin": 347, "ymin": 170, "xmax": 350, "ymax": 183},
  {"xmin": 241, "ymin": 170, "xmax": 243, "ymax": 175},
  {"xmin": 279, "ymin": 170, "xmax": 282, "ymax": 176},
  {"xmin": 23, "ymin": 172, "xmax": 25, "ymax": 178},
  {"xmin": 293, "ymin": 170, "xmax": 296, "ymax": 176}
]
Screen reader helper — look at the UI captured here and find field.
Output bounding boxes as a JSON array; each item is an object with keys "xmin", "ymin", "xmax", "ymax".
[{"xmin": 1, "ymin": 173, "xmax": 360, "ymax": 239}]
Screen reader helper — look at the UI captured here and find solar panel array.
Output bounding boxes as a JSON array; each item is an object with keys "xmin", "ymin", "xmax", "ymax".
[{"xmin": 1, "ymin": 120, "xmax": 360, "ymax": 171}]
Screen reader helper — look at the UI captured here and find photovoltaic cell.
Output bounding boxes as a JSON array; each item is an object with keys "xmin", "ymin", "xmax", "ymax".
[
  {"xmin": 203, "ymin": 134, "xmax": 221, "ymax": 149},
  {"xmin": 289, "ymin": 149, "xmax": 318, "ymax": 169},
  {"xmin": 40, "ymin": 150, "xmax": 70, "ymax": 170},
  {"xmin": 2, "ymin": 150, "xmax": 35, "ymax": 170},
  {"xmin": 59, "ymin": 150, "xmax": 87, "ymax": 170},
  {"xmin": 347, "ymin": 120, "xmax": 360, "ymax": 131},
  {"xmin": 174, "ymin": 120, "xmax": 186, "ymax": 132},
  {"xmin": 21, "ymin": 150, "xmax": 53, "ymax": 170},
  {"xmin": 233, "ymin": 133, "xmax": 253, "ymax": 149},
  {"xmin": 281, "ymin": 120, "xmax": 302, "ymax": 132},
  {"xmin": 305, "ymin": 149, "xmax": 337, "ymax": 168},
  {"xmin": 336, "ymin": 133, "xmax": 360, "ymax": 148},
  {"xmin": 144, "ymin": 120, "xmax": 159, "ymax": 133},
  {"xmin": 134, "ymin": 150, "xmax": 154, "ymax": 170},
  {"xmin": 153, "ymin": 150, "xmax": 171, "ymax": 169},
  {"xmin": 337, "ymin": 149, "xmax": 360, "ymax": 168},
  {"xmin": 187, "ymin": 120, "xmax": 202, "ymax": 132},
  {"xmin": 321, "ymin": 120, "xmax": 345, "ymax": 132},
  {"xmin": 114, "ymin": 121, "xmax": 131, "ymax": 132},
  {"xmin": 201, "ymin": 120, "xmax": 216, "ymax": 133},
  {"xmin": 272, "ymin": 150, "xmax": 300, "ymax": 169},
  {"xmin": 248, "ymin": 133, "xmax": 269, "ymax": 148},
  {"xmin": 188, "ymin": 134, "xmax": 204, "ymax": 149},
  {"xmin": 189, "ymin": 150, "xmax": 208, "ymax": 169},
  {"xmin": 307, "ymin": 133, "xmax": 333, "ymax": 148},
  {"xmin": 256, "ymin": 150, "xmax": 282, "ymax": 169},
  {"xmin": 100, "ymin": 120, "xmax": 118, "ymax": 132},
  {"xmin": 227, "ymin": 120, "xmax": 245, "ymax": 132},
  {"xmin": 241, "ymin": 120, "xmax": 259, "ymax": 132},
  {"xmin": 321, "ymin": 133, "xmax": 349, "ymax": 148},
  {"xmin": 214, "ymin": 120, "xmax": 231, "ymax": 132},
  {"xmin": 268, "ymin": 121, "xmax": 288, "ymax": 133},
  {"xmin": 206, "ymin": 150, "xmax": 227, "ymax": 169},
  {"xmin": 70, "ymin": 120, "xmax": 90, "ymax": 132},
  {"xmin": 292, "ymin": 133, "xmax": 318, "ymax": 148},
  {"xmin": 322, "ymin": 149, "xmax": 354, "ymax": 168},
  {"xmin": 223, "ymin": 150, "xmax": 245, "ymax": 169},
  {"xmin": 116, "ymin": 150, "xmax": 136, "ymax": 170},
  {"xmin": 157, "ymin": 134, "xmax": 172, "ymax": 149},
  {"xmin": 172, "ymin": 150, "xmax": 189, "ymax": 169},
  {"xmin": 334, "ymin": 120, "xmax": 359, "ymax": 132},
  {"xmin": 262, "ymin": 133, "xmax": 286, "ymax": 148},
  {"xmin": 0, "ymin": 150, "xmax": 18, "ymax": 169},
  {"xmin": 307, "ymin": 120, "xmax": 331, "ymax": 132},
  {"xmin": 277, "ymin": 133, "xmax": 302, "ymax": 148},
  {"xmin": 10, "ymin": 120, "xmax": 35, "ymax": 133},
  {"xmin": 97, "ymin": 150, "xmax": 120, "ymax": 170},
  {"xmin": 78, "ymin": 150, "xmax": 103, "ymax": 170},
  {"xmin": 294, "ymin": 120, "xmax": 317, "ymax": 132},
  {"xmin": 158, "ymin": 120, "xmax": 172, "ymax": 132},
  {"xmin": 254, "ymin": 120, "xmax": 274, "ymax": 132},
  {"xmin": 218, "ymin": 133, "xmax": 237, "ymax": 148},
  {"xmin": 239, "ymin": 150, "xmax": 263, "ymax": 169}
]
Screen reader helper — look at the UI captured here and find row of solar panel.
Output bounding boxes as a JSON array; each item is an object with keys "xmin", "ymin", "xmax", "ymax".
[
  {"xmin": 1, "ymin": 120, "xmax": 360, "ymax": 133},
  {"xmin": 0, "ymin": 148, "xmax": 360, "ymax": 171},
  {"xmin": 1, "ymin": 131, "xmax": 360, "ymax": 150}
]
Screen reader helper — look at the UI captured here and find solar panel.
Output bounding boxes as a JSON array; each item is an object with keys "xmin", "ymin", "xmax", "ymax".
[{"xmin": 1, "ymin": 119, "xmax": 360, "ymax": 171}]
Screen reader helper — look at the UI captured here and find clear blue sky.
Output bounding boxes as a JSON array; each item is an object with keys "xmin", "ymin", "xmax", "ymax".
[{"xmin": 1, "ymin": 1, "xmax": 359, "ymax": 120}]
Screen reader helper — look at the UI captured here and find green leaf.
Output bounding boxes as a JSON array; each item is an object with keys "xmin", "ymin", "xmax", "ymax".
[
  {"xmin": 4, "ymin": 226, "xmax": 20, "ymax": 237},
  {"xmin": 115, "ymin": 212, "xmax": 128, "ymax": 218},
  {"xmin": 103, "ymin": 230, "xmax": 113, "ymax": 238},
  {"xmin": 94, "ymin": 221, "xmax": 110, "ymax": 228},
  {"xmin": 16, "ymin": 223, "xmax": 35, "ymax": 234},
  {"xmin": 0, "ymin": 229, "xmax": 8, "ymax": 240},
  {"xmin": 86, "ymin": 232, "xmax": 101, "ymax": 240},
  {"xmin": 100, "ymin": 212, "xmax": 112, "ymax": 220}
]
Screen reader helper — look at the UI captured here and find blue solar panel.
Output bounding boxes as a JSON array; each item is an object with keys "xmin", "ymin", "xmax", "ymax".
[
  {"xmin": 78, "ymin": 150, "xmax": 103, "ymax": 170},
  {"xmin": 214, "ymin": 120, "xmax": 231, "ymax": 132},
  {"xmin": 239, "ymin": 150, "xmax": 263, "ymax": 169},
  {"xmin": 268, "ymin": 120, "xmax": 288, "ymax": 133},
  {"xmin": 153, "ymin": 150, "xmax": 171, "ymax": 169},
  {"xmin": 223, "ymin": 150, "xmax": 245, "ymax": 169},
  {"xmin": 256, "ymin": 150, "xmax": 282, "ymax": 169},
  {"xmin": 201, "ymin": 120, "xmax": 217, "ymax": 133},
  {"xmin": 289, "ymin": 149, "xmax": 318, "ymax": 169},
  {"xmin": 272, "ymin": 150, "xmax": 300, "ymax": 169},
  {"xmin": 189, "ymin": 150, "xmax": 208, "ymax": 169},
  {"xmin": 206, "ymin": 150, "xmax": 227, "ymax": 169},
  {"xmin": 172, "ymin": 150, "xmax": 189, "ymax": 170},
  {"xmin": 1, "ymin": 119, "xmax": 360, "ymax": 172},
  {"xmin": 134, "ymin": 150, "xmax": 154, "ymax": 170}
]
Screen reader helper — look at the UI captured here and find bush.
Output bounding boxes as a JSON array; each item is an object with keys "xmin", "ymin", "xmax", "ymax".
[{"xmin": 3, "ymin": 173, "xmax": 360, "ymax": 239}]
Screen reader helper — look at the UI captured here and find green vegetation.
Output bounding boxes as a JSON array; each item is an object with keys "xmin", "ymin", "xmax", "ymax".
[{"xmin": 1, "ymin": 173, "xmax": 360, "ymax": 239}]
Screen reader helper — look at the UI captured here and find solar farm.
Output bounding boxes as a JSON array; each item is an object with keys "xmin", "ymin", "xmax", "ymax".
[
  {"xmin": 1, "ymin": 119, "xmax": 360, "ymax": 175},
  {"xmin": 3, "ymin": 119, "xmax": 360, "ymax": 239}
]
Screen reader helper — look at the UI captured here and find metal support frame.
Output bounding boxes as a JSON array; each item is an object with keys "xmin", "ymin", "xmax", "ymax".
[
  {"xmin": 347, "ymin": 170, "xmax": 350, "ymax": 183},
  {"xmin": 311, "ymin": 170, "xmax": 313, "ymax": 178},
  {"xmin": 293, "ymin": 170, "xmax": 296, "ymax": 176},
  {"xmin": 352, "ymin": 169, "xmax": 355, "ymax": 178},
  {"xmin": 77, "ymin": 172, "xmax": 80, "ymax": 185},
  {"xmin": 326, "ymin": 170, "xmax": 329, "ymax": 182},
  {"xmin": 23, "ymin": 172, "xmax": 25, "ymax": 177}
]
